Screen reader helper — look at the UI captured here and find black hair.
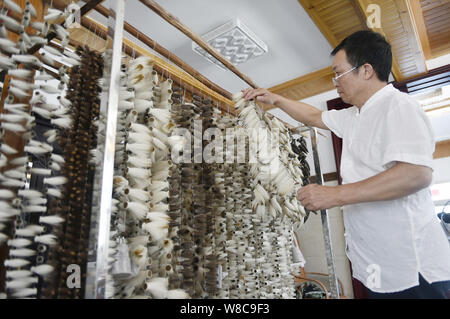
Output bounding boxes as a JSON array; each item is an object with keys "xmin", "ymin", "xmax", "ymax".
[{"xmin": 331, "ymin": 30, "xmax": 392, "ymax": 82}]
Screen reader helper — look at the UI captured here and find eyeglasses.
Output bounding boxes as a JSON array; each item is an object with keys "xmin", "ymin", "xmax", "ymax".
[{"xmin": 332, "ymin": 65, "xmax": 360, "ymax": 84}]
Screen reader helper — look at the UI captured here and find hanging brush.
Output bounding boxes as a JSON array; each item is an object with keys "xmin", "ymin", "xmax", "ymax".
[
  {"xmin": 16, "ymin": 225, "xmax": 45, "ymax": 236},
  {"xmin": 3, "ymin": 0, "xmax": 23, "ymax": 14},
  {"xmin": 126, "ymin": 167, "xmax": 151, "ymax": 180},
  {"xmin": 11, "ymin": 54, "xmax": 42, "ymax": 68},
  {"xmin": 31, "ymin": 106, "xmax": 52, "ymax": 119},
  {"xmin": 7, "ymin": 86, "xmax": 30, "ymax": 99},
  {"xmin": 1, "ymin": 179, "xmax": 26, "ymax": 188},
  {"xmin": 130, "ymin": 123, "xmax": 151, "ymax": 135},
  {"xmin": 0, "ymin": 143, "xmax": 18, "ymax": 155},
  {"xmin": 7, "ymin": 238, "xmax": 32, "ymax": 248},
  {"xmin": 127, "ymin": 132, "xmax": 152, "ymax": 144},
  {"xmin": 122, "ymin": 188, "xmax": 150, "ymax": 202},
  {"xmin": 39, "ymin": 215, "xmax": 64, "ymax": 226},
  {"xmin": 50, "ymin": 117, "xmax": 72, "ymax": 129},
  {"xmin": 24, "ymin": 145, "xmax": 50, "ymax": 155},
  {"xmin": 9, "ymin": 248, "xmax": 37, "ymax": 257},
  {"xmin": 3, "ymin": 103, "xmax": 28, "ymax": 114},
  {"xmin": 49, "ymin": 161, "xmax": 61, "ymax": 171},
  {"xmin": 18, "ymin": 189, "xmax": 43, "ymax": 199},
  {"xmin": 4, "ymin": 259, "xmax": 31, "ymax": 268},
  {"xmin": 12, "ymin": 288, "xmax": 37, "ymax": 298},
  {"xmin": 126, "ymin": 143, "xmax": 153, "ymax": 157},
  {"xmin": 0, "ymin": 15, "xmax": 23, "ymax": 33},
  {"xmin": 126, "ymin": 156, "xmax": 152, "ymax": 168},
  {"xmin": 34, "ymin": 234, "xmax": 57, "ymax": 246},
  {"xmin": 144, "ymin": 277, "xmax": 169, "ymax": 299},
  {"xmin": 43, "ymin": 176, "xmax": 67, "ymax": 186},
  {"xmin": 34, "ymin": 71, "xmax": 53, "ymax": 81},
  {"xmin": 142, "ymin": 221, "xmax": 169, "ymax": 242},
  {"xmin": 30, "ymin": 264, "xmax": 54, "ymax": 276},
  {"xmin": 10, "ymin": 79, "xmax": 38, "ymax": 92},
  {"xmin": 6, "ymin": 277, "xmax": 38, "ymax": 290},
  {"xmin": 146, "ymin": 212, "xmax": 170, "ymax": 223},
  {"xmin": 22, "ymin": 205, "xmax": 47, "ymax": 213},
  {"xmin": 44, "ymin": 8, "xmax": 64, "ymax": 22},
  {"xmin": 0, "ymin": 189, "xmax": 15, "ymax": 199},
  {"xmin": 47, "ymin": 188, "xmax": 63, "ymax": 198},
  {"xmin": 122, "ymin": 202, "xmax": 148, "ymax": 220},
  {"xmin": 7, "ymin": 68, "xmax": 34, "ymax": 79},
  {"xmin": 39, "ymin": 83, "xmax": 60, "ymax": 94},
  {"xmin": 3, "ymin": 169, "xmax": 25, "ymax": 179}
]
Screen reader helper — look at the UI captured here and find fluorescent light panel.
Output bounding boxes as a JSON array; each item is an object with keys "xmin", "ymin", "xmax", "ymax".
[{"xmin": 193, "ymin": 19, "xmax": 268, "ymax": 69}]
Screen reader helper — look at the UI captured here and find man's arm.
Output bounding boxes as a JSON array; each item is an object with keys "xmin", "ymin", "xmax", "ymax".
[
  {"xmin": 242, "ymin": 88, "xmax": 328, "ymax": 130},
  {"xmin": 297, "ymin": 162, "xmax": 432, "ymax": 211}
]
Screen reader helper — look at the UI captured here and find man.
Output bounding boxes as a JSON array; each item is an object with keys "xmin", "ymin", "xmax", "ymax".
[{"xmin": 242, "ymin": 30, "xmax": 450, "ymax": 298}]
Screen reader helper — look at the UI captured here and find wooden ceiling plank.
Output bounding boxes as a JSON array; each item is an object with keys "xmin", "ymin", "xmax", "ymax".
[
  {"xmin": 297, "ymin": 0, "xmax": 340, "ymax": 47},
  {"xmin": 423, "ymin": 12, "xmax": 450, "ymax": 26},
  {"xmin": 426, "ymin": 17, "xmax": 450, "ymax": 32},
  {"xmin": 327, "ymin": 15, "xmax": 360, "ymax": 29},
  {"xmin": 405, "ymin": 0, "xmax": 432, "ymax": 59},
  {"xmin": 421, "ymin": 0, "xmax": 450, "ymax": 12},
  {"xmin": 319, "ymin": 2, "xmax": 354, "ymax": 19},
  {"xmin": 422, "ymin": 2, "xmax": 450, "ymax": 19},
  {"xmin": 429, "ymin": 32, "xmax": 450, "ymax": 45},
  {"xmin": 314, "ymin": 0, "xmax": 347, "ymax": 13}
]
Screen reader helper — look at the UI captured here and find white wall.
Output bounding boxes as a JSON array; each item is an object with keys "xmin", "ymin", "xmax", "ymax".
[{"xmin": 433, "ymin": 157, "xmax": 450, "ymax": 185}]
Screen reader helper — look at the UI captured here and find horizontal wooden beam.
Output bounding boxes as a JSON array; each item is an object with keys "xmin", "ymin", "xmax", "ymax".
[
  {"xmin": 271, "ymin": 66, "xmax": 334, "ymax": 93},
  {"xmin": 408, "ymin": 0, "xmax": 432, "ymax": 60}
]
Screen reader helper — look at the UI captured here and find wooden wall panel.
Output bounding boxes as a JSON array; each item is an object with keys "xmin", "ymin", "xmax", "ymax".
[
  {"xmin": 434, "ymin": 139, "xmax": 450, "ymax": 159},
  {"xmin": 262, "ymin": 66, "xmax": 335, "ymax": 110}
]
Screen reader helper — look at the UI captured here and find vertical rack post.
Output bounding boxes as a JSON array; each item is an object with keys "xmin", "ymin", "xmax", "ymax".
[
  {"xmin": 85, "ymin": 0, "xmax": 125, "ymax": 299},
  {"xmin": 310, "ymin": 127, "xmax": 340, "ymax": 299}
]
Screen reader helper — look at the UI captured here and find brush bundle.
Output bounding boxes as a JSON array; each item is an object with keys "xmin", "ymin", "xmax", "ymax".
[
  {"xmin": 289, "ymin": 134, "xmax": 314, "ymax": 222},
  {"xmin": 41, "ymin": 46, "xmax": 103, "ymax": 299},
  {"xmin": 97, "ymin": 52, "xmax": 311, "ymax": 299},
  {"xmin": 290, "ymin": 135, "xmax": 310, "ymax": 186},
  {"xmin": 1, "ymin": 2, "xmax": 310, "ymax": 296},
  {"xmin": 102, "ymin": 56, "xmax": 189, "ymax": 299},
  {"xmin": 232, "ymin": 93, "xmax": 306, "ymax": 225},
  {"xmin": 0, "ymin": 2, "xmax": 88, "ymax": 299},
  {"xmin": 203, "ymin": 113, "xmax": 298, "ymax": 299}
]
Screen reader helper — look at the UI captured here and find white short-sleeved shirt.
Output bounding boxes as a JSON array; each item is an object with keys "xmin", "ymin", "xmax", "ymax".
[{"xmin": 322, "ymin": 84, "xmax": 450, "ymax": 293}]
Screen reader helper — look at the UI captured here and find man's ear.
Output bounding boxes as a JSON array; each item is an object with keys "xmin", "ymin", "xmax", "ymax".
[{"xmin": 363, "ymin": 64, "xmax": 376, "ymax": 80}]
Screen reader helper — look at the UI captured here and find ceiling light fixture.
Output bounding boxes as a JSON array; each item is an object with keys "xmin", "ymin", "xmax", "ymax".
[{"xmin": 192, "ymin": 19, "xmax": 268, "ymax": 69}]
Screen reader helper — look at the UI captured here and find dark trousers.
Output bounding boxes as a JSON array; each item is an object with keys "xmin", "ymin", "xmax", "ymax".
[{"xmin": 367, "ymin": 273, "xmax": 450, "ymax": 299}]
